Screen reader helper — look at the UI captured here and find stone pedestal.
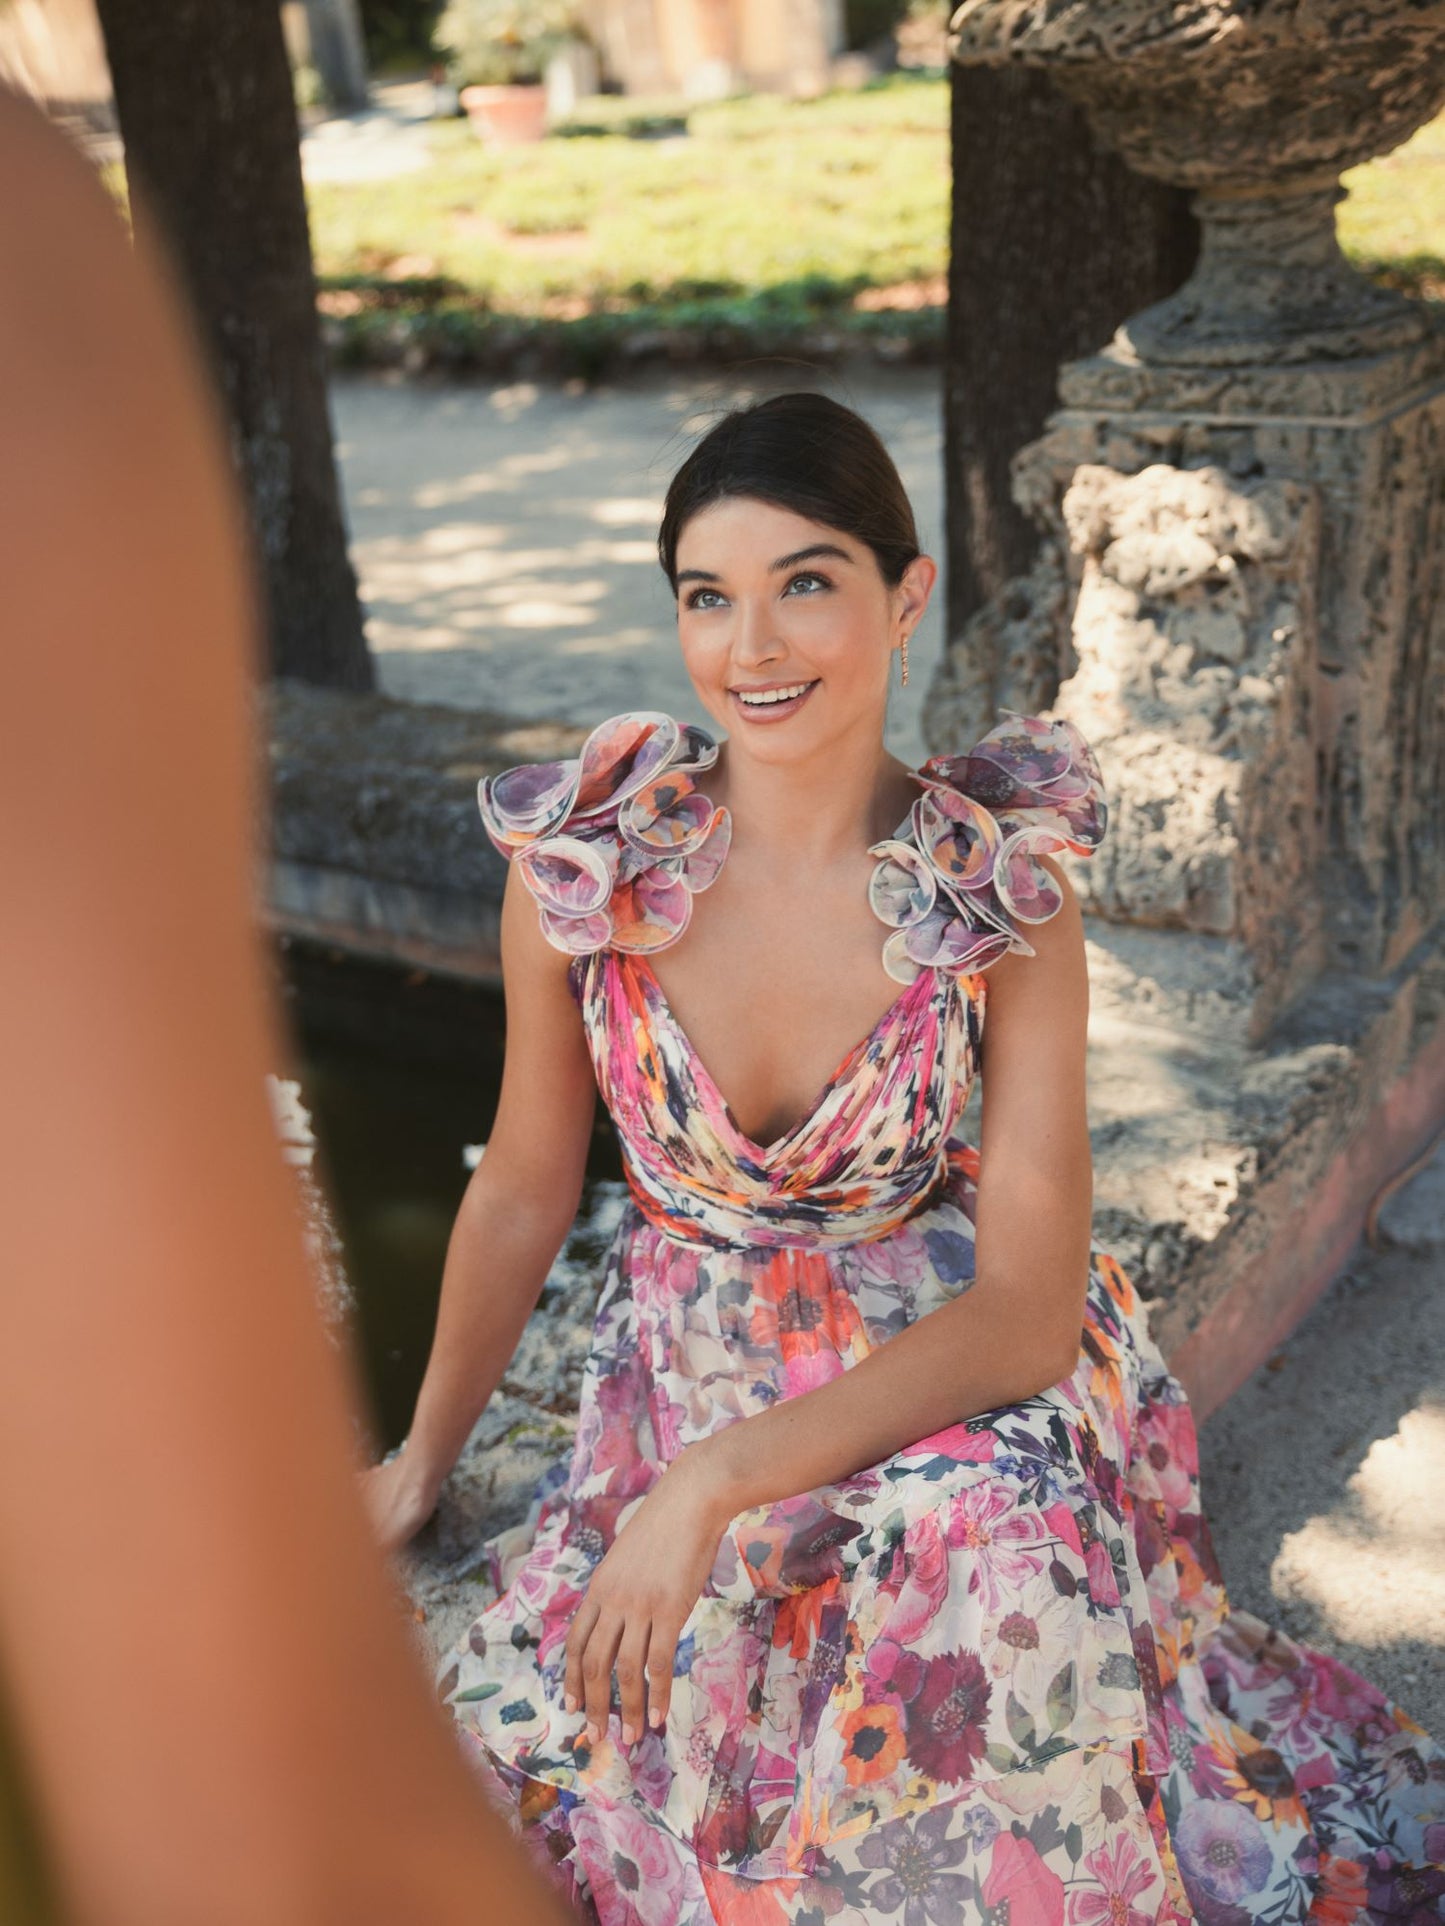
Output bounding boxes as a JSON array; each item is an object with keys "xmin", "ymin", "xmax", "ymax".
[
  {"xmin": 939, "ymin": 327, "xmax": 1445, "ymax": 1038},
  {"xmin": 929, "ymin": 0, "xmax": 1445, "ymax": 1396}
]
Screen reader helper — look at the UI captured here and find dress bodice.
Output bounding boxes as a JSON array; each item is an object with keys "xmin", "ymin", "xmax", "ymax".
[
  {"xmin": 566, "ymin": 945, "xmax": 981, "ymax": 1250},
  {"xmin": 478, "ymin": 708, "xmax": 1107, "ymax": 1252}
]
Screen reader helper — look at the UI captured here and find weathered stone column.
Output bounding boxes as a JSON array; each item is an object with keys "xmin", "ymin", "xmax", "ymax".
[
  {"xmin": 935, "ymin": 1, "xmax": 1445, "ymax": 1041},
  {"xmin": 932, "ymin": 2, "xmax": 1445, "ymax": 1408}
]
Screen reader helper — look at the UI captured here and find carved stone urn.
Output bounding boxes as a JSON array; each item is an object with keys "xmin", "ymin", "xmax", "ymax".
[
  {"xmin": 948, "ymin": 1, "xmax": 1445, "ymax": 367},
  {"xmin": 935, "ymin": 0, "xmax": 1445, "ymax": 1039}
]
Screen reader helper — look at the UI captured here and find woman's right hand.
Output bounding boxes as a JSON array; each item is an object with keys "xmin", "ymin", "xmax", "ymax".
[{"xmin": 359, "ymin": 1444, "xmax": 445, "ymax": 1555}]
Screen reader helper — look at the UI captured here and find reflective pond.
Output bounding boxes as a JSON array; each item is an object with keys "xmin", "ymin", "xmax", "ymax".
[{"xmin": 270, "ymin": 934, "xmax": 623, "ymax": 1452}]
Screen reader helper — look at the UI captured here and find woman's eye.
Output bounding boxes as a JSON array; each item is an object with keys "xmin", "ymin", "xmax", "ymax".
[
  {"xmin": 684, "ymin": 587, "xmax": 724, "ymax": 610},
  {"xmin": 785, "ymin": 572, "xmax": 831, "ymax": 595}
]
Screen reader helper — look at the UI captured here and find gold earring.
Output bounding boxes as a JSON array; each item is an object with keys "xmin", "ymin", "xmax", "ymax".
[{"xmin": 900, "ymin": 633, "xmax": 910, "ymax": 686}]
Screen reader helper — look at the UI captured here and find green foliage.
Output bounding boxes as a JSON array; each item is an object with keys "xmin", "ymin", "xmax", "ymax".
[{"xmin": 434, "ymin": 0, "xmax": 584, "ymax": 86}]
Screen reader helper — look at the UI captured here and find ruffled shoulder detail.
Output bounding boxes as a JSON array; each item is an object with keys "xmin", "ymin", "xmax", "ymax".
[
  {"xmin": 867, "ymin": 711, "xmax": 1108, "ymax": 984},
  {"xmin": 477, "ymin": 710, "xmax": 732, "ymax": 955}
]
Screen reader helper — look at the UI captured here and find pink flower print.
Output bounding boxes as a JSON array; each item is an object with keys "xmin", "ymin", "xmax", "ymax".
[
  {"xmin": 906, "ymin": 1420, "xmax": 999, "ymax": 1465},
  {"xmin": 850, "ymin": 1223, "xmax": 936, "ymax": 1300},
  {"xmin": 572, "ymin": 1796, "xmax": 688, "ymax": 1925},
  {"xmin": 903, "ymin": 1648, "xmax": 992, "ymax": 1785},
  {"xmin": 1134, "ymin": 1402, "xmax": 1199, "ymax": 1513},
  {"xmin": 980, "ymin": 1830, "xmax": 1066, "ymax": 1926},
  {"xmin": 786, "ymin": 1346, "xmax": 845, "ymax": 1396},
  {"xmin": 886, "ymin": 1515, "xmax": 953, "ymax": 1644},
  {"xmin": 1082, "ymin": 1529, "xmax": 1121, "ymax": 1610},
  {"xmin": 866, "ymin": 1636, "xmax": 926, "ymax": 1704},
  {"xmin": 944, "ymin": 1485, "xmax": 1049, "ymax": 1612},
  {"xmin": 1066, "ymin": 1832, "xmax": 1162, "ymax": 1926},
  {"xmin": 588, "ymin": 1366, "xmax": 652, "ymax": 1475},
  {"xmin": 1309, "ymin": 1649, "xmax": 1394, "ymax": 1738}
]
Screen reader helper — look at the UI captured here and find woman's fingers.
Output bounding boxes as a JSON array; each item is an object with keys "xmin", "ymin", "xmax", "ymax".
[
  {"xmin": 579, "ymin": 1608, "xmax": 623, "ymax": 1745},
  {"xmin": 614, "ymin": 1614, "xmax": 651, "ymax": 1745},
  {"xmin": 562, "ymin": 1593, "xmax": 599, "ymax": 1722},
  {"xmin": 645, "ymin": 1611, "xmax": 683, "ymax": 1732}
]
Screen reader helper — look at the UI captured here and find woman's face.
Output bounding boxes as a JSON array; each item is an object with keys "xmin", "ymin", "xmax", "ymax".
[{"xmin": 673, "ymin": 495, "xmax": 934, "ymax": 764}]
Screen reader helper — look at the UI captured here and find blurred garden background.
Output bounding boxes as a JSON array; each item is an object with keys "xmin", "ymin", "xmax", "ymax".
[{"xmin": 11, "ymin": 0, "xmax": 1445, "ymax": 383}]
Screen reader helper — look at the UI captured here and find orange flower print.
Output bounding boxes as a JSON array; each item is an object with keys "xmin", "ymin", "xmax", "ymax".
[
  {"xmin": 1309, "ymin": 1852, "xmax": 1368, "ymax": 1924},
  {"xmin": 1217, "ymin": 1730, "xmax": 1308, "ymax": 1830},
  {"xmin": 699, "ymin": 1860, "xmax": 799, "ymax": 1924},
  {"xmin": 841, "ymin": 1699, "xmax": 908, "ymax": 1786}
]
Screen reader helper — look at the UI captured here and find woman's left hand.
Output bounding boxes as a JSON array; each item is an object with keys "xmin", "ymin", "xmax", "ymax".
[{"xmin": 563, "ymin": 1445, "xmax": 734, "ymax": 1747}]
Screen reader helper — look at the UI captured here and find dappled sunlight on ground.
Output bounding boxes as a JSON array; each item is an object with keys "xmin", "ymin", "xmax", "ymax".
[
  {"xmin": 1269, "ymin": 1401, "xmax": 1445, "ymax": 1651},
  {"xmin": 1198, "ymin": 1153, "xmax": 1445, "ymax": 1734}
]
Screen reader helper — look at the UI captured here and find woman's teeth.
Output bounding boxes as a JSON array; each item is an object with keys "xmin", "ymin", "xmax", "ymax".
[{"xmin": 734, "ymin": 680, "xmax": 817, "ymax": 709}]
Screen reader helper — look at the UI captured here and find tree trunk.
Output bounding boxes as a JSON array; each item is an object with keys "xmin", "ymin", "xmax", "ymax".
[
  {"xmin": 300, "ymin": 0, "xmax": 368, "ymax": 111},
  {"xmin": 94, "ymin": 0, "xmax": 373, "ymax": 690},
  {"xmin": 946, "ymin": 65, "xmax": 1199, "ymax": 637}
]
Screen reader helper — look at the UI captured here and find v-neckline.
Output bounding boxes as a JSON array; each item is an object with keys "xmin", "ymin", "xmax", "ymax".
[{"xmin": 626, "ymin": 950, "xmax": 935, "ymax": 1162}]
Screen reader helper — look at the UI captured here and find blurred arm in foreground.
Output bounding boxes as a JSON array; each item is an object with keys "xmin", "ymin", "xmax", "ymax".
[{"xmin": 0, "ymin": 91, "xmax": 572, "ymax": 1926}]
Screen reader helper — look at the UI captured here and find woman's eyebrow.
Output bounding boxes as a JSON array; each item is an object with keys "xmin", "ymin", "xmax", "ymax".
[
  {"xmin": 676, "ymin": 543, "xmax": 856, "ymax": 585},
  {"xmin": 772, "ymin": 543, "xmax": 855, "ymax": 572}
]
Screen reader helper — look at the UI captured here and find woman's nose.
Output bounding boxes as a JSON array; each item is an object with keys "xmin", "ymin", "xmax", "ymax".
[{"xmin": 730, "ymin": 596, "xmax": 783, "ymax": 665}]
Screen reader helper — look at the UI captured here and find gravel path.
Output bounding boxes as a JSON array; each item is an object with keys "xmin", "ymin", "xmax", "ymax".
[{"xmin": 1196, "ymin": 1141, "xmax": 1445, "ymax": 1740}]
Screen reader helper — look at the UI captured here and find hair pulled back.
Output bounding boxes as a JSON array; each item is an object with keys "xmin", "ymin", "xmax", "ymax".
[{"xmin": 657, "ymin": 391, "xmax": 921, "ymax": 595}]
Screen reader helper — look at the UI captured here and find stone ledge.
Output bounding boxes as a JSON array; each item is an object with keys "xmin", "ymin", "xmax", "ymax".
[
  {"xmin": 263, "ymin": 685, "xmax": 1445, "ymax": 1645},
  {"xmin": 261, "ymin": 678, "xmax": 592, "ymax": 977}
]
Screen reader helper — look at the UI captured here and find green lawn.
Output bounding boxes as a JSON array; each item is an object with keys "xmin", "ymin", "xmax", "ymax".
[
  {"xmin": 301, "ymin": 76, "xmax": 1445, "ymax": 372},
  {"xmin": 1340, "ymin": 109, "xmax": 1445, "ymax": 297},
  {"xmin": 307, "ymin": 75, "xmax": 951, "ymax": 369}
]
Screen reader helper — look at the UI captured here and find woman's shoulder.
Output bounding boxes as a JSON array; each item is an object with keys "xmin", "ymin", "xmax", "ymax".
[
  {"xmin": 868, "ymin": 709, "xmax": 1108, "ymax": 984},
  {"xmin": 477, "ymin": 709, "xmax": 732, "ymax": 957}
]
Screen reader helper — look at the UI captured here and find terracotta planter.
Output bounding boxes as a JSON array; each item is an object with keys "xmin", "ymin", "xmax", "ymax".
[{"xmin": 459, "ymin": 82, "xmax": 549, "ymax": 145}]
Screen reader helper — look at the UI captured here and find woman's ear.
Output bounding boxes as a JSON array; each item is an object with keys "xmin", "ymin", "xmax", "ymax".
[{"xmin": 896, "ymin": 553, "xmax": 938, "ymax": 634}]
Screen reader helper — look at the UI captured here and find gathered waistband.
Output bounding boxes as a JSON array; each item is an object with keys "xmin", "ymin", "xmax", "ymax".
[{"xmin": 622, "ymin": 1150, "xmax": 956, "ymax": 1254}]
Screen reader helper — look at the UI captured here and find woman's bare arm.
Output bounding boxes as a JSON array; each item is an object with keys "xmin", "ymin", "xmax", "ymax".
[
  {"xmin": 365, "ymin": 862, "xmax": 599, "ymax": 1542},
  {"xmin": 688, "ymin": 855, "xmax": 1094, "ymax": 1515},
  {"xmin": 0, "ymin": 92, "xmax": 571, "ymax": 1926}
]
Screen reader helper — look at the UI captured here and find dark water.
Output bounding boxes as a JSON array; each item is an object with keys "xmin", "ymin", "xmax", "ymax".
[{"xmin": 270, "ymin": 934, "xmax": 622, "ymax": 1451}]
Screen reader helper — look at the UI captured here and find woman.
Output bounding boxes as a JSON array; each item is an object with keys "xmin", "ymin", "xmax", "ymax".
[
  {"xmin": 0, "ymin": 87, "xmax": 571, "ymax": 1926},
  {"xmin": 363, "ymin": 394, "xmax": 1444, "ymax": 1923}
]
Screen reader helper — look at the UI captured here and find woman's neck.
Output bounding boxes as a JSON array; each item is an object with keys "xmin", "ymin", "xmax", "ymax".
[{"xmin": 703, "ymin": 718, "xmax": 916, "ymax": 869}]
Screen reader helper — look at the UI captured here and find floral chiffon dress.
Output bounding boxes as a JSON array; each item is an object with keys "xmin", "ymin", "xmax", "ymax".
[{"xmin": 438, "ymin": 709, "xmax": 1445, "ymax": 1926}]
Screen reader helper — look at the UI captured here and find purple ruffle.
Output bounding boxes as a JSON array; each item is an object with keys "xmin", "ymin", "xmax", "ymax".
[
  {"xmin": 866, "ymin": 711, "xmax": 1108, "ymax": 984},
  {"xmin": 480, "ymin": 707, "xmax": 1106, "ymax": 976},
  {"xmin": 477, "ymin": 711, "xmax": 733, "ymax": 954}
]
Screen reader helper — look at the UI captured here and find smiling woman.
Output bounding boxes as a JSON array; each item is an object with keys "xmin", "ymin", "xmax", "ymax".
[{"xmin": 365, "ymin": 393, "xmax": 1445, "ymax": 1926}]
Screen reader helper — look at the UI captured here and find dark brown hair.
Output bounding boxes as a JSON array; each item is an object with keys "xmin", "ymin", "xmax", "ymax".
[{"xmin": 657, "ymin": 391, "xmax": 922, "ymax": 594}]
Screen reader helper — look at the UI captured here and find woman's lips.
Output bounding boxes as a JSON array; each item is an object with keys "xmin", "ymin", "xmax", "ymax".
[{"xmin": 728, "ymin": 680, "xmax": 819, "ymax": 723}]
